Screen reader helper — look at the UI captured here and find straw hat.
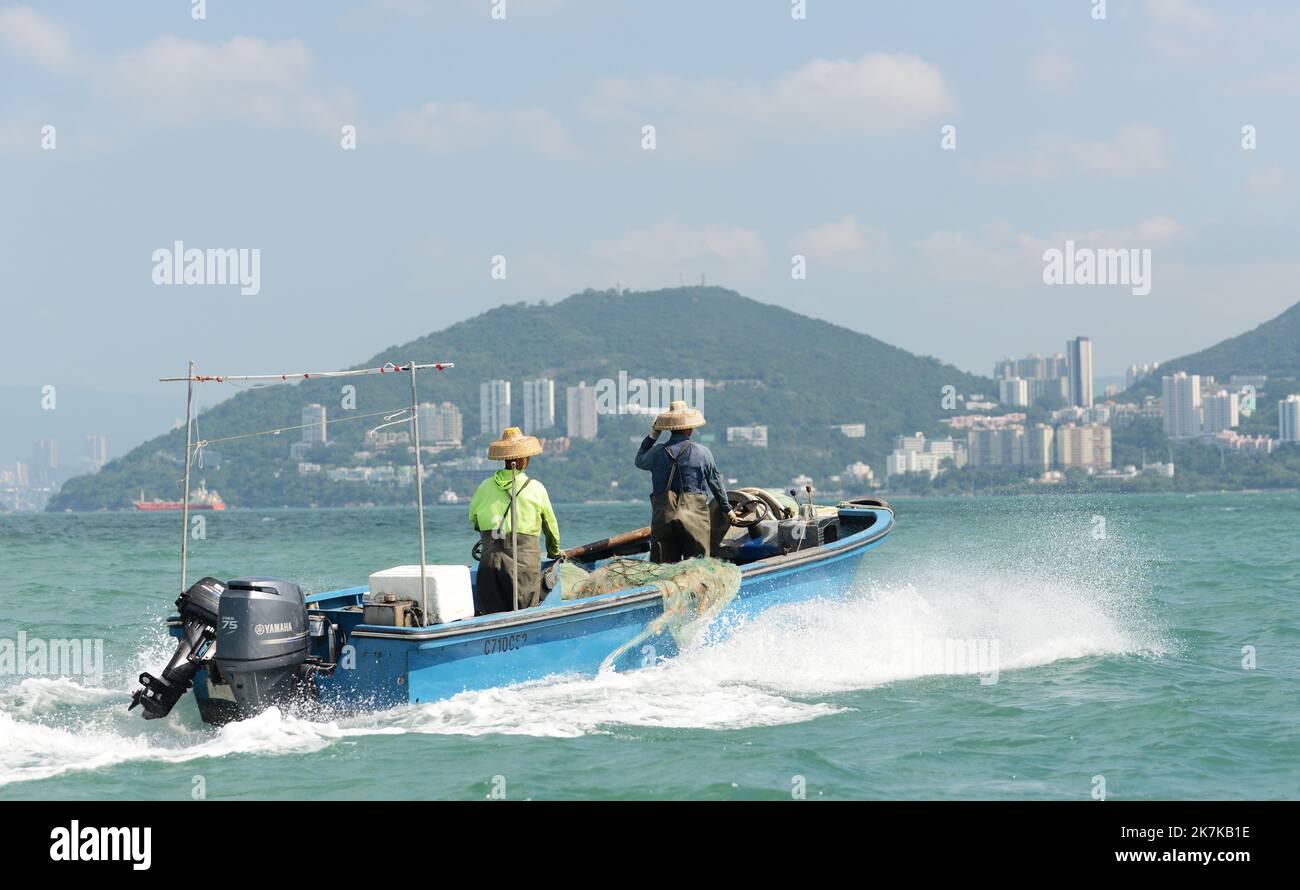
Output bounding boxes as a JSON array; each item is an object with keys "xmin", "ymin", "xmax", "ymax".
[
  {"xmin": 488, "ymin": 427, "xmax": 543, "ymax": 460},
  {"xmin": 653, "ymin": 400, "xmax": 706, "ymax": 431}
]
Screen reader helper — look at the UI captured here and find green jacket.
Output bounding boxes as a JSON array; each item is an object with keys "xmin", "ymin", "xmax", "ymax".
[{"xmin": 468, "ymin": 470, "xmax": 562, "ymax": 557}]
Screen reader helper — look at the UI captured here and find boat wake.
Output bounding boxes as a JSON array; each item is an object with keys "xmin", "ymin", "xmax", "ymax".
[{"xmin": 0, "ymin": 548, "xmax": 1167, "ymax": 787}]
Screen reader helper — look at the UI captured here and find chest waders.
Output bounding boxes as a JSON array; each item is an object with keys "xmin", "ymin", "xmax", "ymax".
[
  {"xmin": 650, "ymin": 441, "xmax": 711, "ymax": 563},
  {"xmin": 501, "ymin": 474, "xmax": 531, "ymax": 611},
  {"xmin": 475, "ymin": 477, "xmax": 542, "ymax": 615}
]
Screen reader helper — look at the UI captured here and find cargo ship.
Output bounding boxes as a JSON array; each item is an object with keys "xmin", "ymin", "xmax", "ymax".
[{"xmin": 133, "ymin": 480, "xmax": 226, "ymax": 511}]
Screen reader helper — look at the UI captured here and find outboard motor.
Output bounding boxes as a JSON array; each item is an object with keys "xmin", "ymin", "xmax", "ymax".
[
  {"xmin": 129, "ymin": 577, "xmax": 225, "ymax": 719},
  {"xmin": 213, "ymin": 578, "xmax": 311, "ymax": 717}
]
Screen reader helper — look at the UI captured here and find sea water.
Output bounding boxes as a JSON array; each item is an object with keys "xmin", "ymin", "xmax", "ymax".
[{"xmin": 1, "ymin": 493, "xmax": 1297, "ymax": 799}]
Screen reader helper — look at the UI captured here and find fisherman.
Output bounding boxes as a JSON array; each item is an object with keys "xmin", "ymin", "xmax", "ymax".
[
  {"xmin": 469, "ymin": 427, "xmax": 562, "ymax": 614},
  {"xmin": 635, "ymin": 400, "xmax": 735, "ymax": 562}
]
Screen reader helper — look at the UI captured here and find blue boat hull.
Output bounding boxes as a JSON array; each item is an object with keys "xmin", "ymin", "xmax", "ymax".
[{"xmin": 180, "ymin": 505, "xmax": 893, "ymax": 721}]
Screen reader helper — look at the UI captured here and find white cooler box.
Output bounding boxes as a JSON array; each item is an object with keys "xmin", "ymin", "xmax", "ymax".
[{"xmin": 368, "ymin": 565, "xmax": 474, "ymax": 625}]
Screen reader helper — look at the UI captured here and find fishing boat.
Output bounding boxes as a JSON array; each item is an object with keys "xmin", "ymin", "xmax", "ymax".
[{"xmin": 127, "ymin": 360, "xmax": 895, "ymax": 725}]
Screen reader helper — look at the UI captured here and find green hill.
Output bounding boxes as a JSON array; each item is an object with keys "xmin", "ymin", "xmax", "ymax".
[
  {"xmin": 49, "ymin": 287, "xmax": 993, "ymax": 510},
  {"xmin": 1126, "ymin": 300, "xmax": 1300, "ymax": 398}
]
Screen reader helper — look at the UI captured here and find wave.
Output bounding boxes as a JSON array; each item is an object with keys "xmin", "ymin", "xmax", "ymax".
[{"xmin": 0, "ymin": 524, "xmax": 1166, "ymax": 787}]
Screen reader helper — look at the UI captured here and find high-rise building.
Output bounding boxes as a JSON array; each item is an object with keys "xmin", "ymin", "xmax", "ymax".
[
  {"xmin": 886, "ymin": 449, "xmax": 946, "ymax": 479},
  {"xmin": 418, "ymin": 402, "xmax": 463, "ymax": 446},
  {"xmin": 998, "ymin": 377, "xmax": 1030, "ymax": 407},
  {"xmin": 968, "ymin": 426, "xmax": 1025, "ymax": 467},
  {"xmin": 1161, "ymin": 372, "xmax": 1202, "ymax": 439},
  {"xmin": 1066, "ymin": 337, "xmax": 1093, "ymax": 408},
  {"xmin": 1280, "ymin": 394, "xmax": 1300, "ymax": 443},
  {"xmin": 85, "ymin": 434, "xmax": 108, "ymax": 470},
  {"xmin": 1054, "ymin": 423, "xmax": 1112, "ymax": 469},
  {"xmin": 32, "ymin": 438, "xmax": 58, "ymax": 470},
  {"xmin": 565, "ymin": 382, "xmax": 598, "ymax": 440},
  {"xmin": 993, "ymin": 353, "xmax": 1066, "ymax": 379},
  {"xmin": 522, "ymin": 379, "xmax": 556, "ymax": 434},
  {"xmin": 888, "ymin": 433, "xmax": 967, "ymax": 479},
  {"xmin": 994, "ymin": 353, "xmax": 1070, "ymax": 403},
  {"xmin": 1126, "ymin": 362, "xmax": 1160, "ymax": 389},
  {"xmin": 1017, "ymin": 354, "xmax": 1047, "ymax": 380},
  {"xmin": 1026, "ymin": 377, "xmax": 1069, "ymax": 403},
  {"xmin": 1202, "ymin": 390, "xmax": 1240, "ymax": 435},
  {"xmin": 996, "ymin": 353, "xmax": 1055, "ymax": 381},
  {"xmin": 726, "ymin": 426, "xmax": 769, "ymax": 448},
  {"xmin": 302, "ymin": 404, "xmax": 328, "ymax": 444},
  {"xmin": 479, "ymin": 380, "xmax": 511, "ymax": 435},
  {"xmin": 894, "ymin": 432, "xmax": 927, "ymax": 452},
  {"xmin": 1025, "ymin": 424, "xmax": 1055, "ymax": 470},
  {"xmin": 844, "ymin": 462, "xmax": 875, "ymax": 486}
]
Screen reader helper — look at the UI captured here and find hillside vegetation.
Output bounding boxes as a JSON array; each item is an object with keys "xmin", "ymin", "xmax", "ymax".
[
  {"xmin": 49, "ymin": 287, "xmax": 993, "ymax": 509},
  {"xmin": 1126, "ymin": 300, "xmax": 1300, "ymax": 398}
]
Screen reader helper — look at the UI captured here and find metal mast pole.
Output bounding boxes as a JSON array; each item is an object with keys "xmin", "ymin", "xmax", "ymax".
[
  {"xmin": 179, "ymin": 360, "xmax": 195, "ymax": 594},
  {"xmin": 409, "ymin": 361, "xmax": 428, "ymax": 623},
  {"xmin": 510, "ymin": 466, "xmax": 519, "ymax": 611}
]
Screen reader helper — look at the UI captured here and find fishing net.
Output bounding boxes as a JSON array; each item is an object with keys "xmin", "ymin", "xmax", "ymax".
[
  {"xmin": 558, "ymin": 561, "xmax": 596, "ymax": 597},
  {"xmin": 560, "ymin": 557, "xmax": 743, "ymax": 667}
]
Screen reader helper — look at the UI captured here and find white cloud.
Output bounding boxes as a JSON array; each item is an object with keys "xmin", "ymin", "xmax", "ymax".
[
  {"xmin": 584, "ymin": 53, "xmax": 955, "ymax": 154},
  {"xmin": 1029, "ymin": 217, "xmax": 1183, "ymax": 251},
  {"xmin": 101, "ymin": 36, "xmax": 353, "ymax": 133},
  {"xmin": 0, "ymin": 5, "xmax": 76, "ymax": 71},
  {"xmin": 982, "ymin": 123, "xmax": 1169, "ymax": 181},
  {"xmin": 1026, "ymin": 50, "xmax": 1079, "ymax": 94},
  {"xmin": 584, "ymin": 220, "xmax": 767, "ymax": 289},
  {"xmin": 368, "ymin": 0, "xmax": 568, "ymax": 16},
  {"xmin": 387, "ymin": 101, "xmax": 575, "ymax": 157},
  {"xmin": 1225, "ymin": 65, "xmax": 1300, "ymax": 96},
  {"xmin": 788, "ymin": 216, "xmax": 891, "ymax": 269},
  {"xmin": 1245, "ymin": 165, "xmax": 1290, "ymax": 195},
  {"xmin": 914, "ymin": 224, "xmax": 1031, "ymax": 285},
  {"xmin": 915, "ymin": 217, "xmax": 1182, "ymax": 285},
  {"xmin": 1142, "ymin": 0, "xmax": 1300, "ymax": 65},
  {"xmin": 1145, "ymin": 0, "xmax": 1218, "ymax": 32},
  {"xmin": 0, "ymin": 12, "xmax": 356, "ymax": 137},
  {"xmin": 0, "ymin": 9, "xmax": 565, "ymax": 153}
]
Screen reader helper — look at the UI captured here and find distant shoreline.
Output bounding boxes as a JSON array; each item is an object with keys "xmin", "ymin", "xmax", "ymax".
[{"xmin": 27, "ymin": 486, "xmax": 1300, "ymax": 515}]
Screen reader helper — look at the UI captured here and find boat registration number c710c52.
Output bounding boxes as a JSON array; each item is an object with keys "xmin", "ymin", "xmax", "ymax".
[{"xmin": 483, "ymin": 633, "xmax": 528, "ymax": 655}]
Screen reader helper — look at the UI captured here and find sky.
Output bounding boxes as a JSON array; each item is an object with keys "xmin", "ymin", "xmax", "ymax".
[{"xmin": 2, "ymin": 0, "xmax": 1298, "ymax": 409}]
